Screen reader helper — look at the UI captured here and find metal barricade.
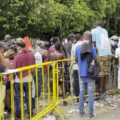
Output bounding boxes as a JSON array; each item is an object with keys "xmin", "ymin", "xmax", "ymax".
[{"xmin": 0, "ymin": 58, "xmax": 119, "ymax": 120}]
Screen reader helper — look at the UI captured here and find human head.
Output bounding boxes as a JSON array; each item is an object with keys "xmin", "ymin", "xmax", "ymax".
[
  {"xmin": 35, "ymin": 40, "xmax": 42, "ymax": 49},
  {"xmin": 44, "ymin": 42, "xmax": 50, "ymax": 49},
  {"xmin": 55, "ymin": 41, "xmax": 62, "ymax": 52},
  {"xmin": 82, "ymin": 31, "xmax": 92, "ymax": 44},
  {"xmin": 95, "ymin": 21, "xmax": 101, "ymax": 27},
  {"xmin": 50, "ymin": 37, "xmax": 59, "ymax": 45},
  {"xmin": 4, "ymin": 34, "xmax": 12, "ymax": 42},
  {"xmin": 16, "ymin": 38, "xmax": 26, "ymax": 51},
  {"xmin": 75, "ymin": 34, "xmax": 82, "ymax": 42},
  {"xmin": 67, "ymin": 34, "xmax": 76, "ymax": 43},
  {"xmin": 4, "ymin": 48, "xmax": 16, "ymax": 60}
]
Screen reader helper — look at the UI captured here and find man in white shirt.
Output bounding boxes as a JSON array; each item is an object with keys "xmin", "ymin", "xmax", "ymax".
[
  {"xmin": 91, "ymin": 21, "xmax": 112, "ymax": 96},
  {"xmin": 71, "ymin": 34, "xmax": 82, "ymax": 102},
  {"xmin": 34, "ymin": 41, "xmax": 43, "ymax": 97}
]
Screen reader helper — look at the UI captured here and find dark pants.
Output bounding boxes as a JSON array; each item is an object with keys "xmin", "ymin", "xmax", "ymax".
[
  {"xmin": 65, "ymin": 64, "xmax": 71, "ymax": 93},
  {"xmin": 15, "ymin": 82, "xmax": 32, "ymax": 118},
  {"xmin": 95, "ymin": 76, "xmax": 107, "ymax": 93},
  {"xmin": 73, "ymin": 70, "xmax": 80, "ymax": 97}
]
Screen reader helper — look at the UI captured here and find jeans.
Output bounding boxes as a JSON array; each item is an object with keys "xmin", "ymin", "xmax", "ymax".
[
  {"xmin": 73, "ymin": 70, "xmax": 80, "ymax": 97},
  {"xmin": 15, "ymin": 82, "xmax": 32, "ymax": 118},
  {"xmin": 79, "ymin": 77, "xmax": 95, "ymax": 116},
  {"xmin": 34, "ymin": 68, "xmax": 42, "ymax": 97}
]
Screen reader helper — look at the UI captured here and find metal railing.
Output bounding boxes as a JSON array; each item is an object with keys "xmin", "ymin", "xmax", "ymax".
[{"xmin": 0, "ymin": 58, "xmax": 118, "ymax": 120}]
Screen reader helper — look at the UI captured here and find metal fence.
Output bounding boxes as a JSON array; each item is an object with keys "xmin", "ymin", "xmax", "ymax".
[{"xmin": 0, "ymin": 58, "xmax": 118, "ymax": 120}]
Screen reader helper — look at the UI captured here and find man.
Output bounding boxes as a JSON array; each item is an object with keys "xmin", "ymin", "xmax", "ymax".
[
  {"xmin": 75, "ymin": 31, "xmax": 99, "ymax": 118},
  {"xmin": 4, "ymin": 35, "xmax": 15, "ymax": 49},
  {"xmin": 63, "ymin": 34, "xmax": 76, "ymax": 94},
  {"xmin": 91, "ymin": 21, "xmax": 112, "ymax": 96},
  {"xmin": 12, "ymin": 39, "xmax": 35, "ymax": 119},
  {"xmin": 49, "ymin": 37, "xmax": 59, "ymax": 54},
  {"xmin": 50, "ymin": 42, "xmax": 67, "ymax": 106},
  {"xmin": 71, "ymin": 34, "xmax": 82, "ymax": 102},
  {"xmin": 34, "ymin": 41, "xmax": 43, "ymax": 97},
  {"xmin": 63, "ymin": 34, "xmax": 75, "ymax": 59}
]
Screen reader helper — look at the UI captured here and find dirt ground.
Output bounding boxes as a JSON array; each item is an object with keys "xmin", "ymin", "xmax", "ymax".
[
  {"xmin": 61, "ymin": 103, "xmax": 120, "ymax": 120},
  {"xmin": 60, "ymin": 99, "xmax": 120, "ymax": 120}
]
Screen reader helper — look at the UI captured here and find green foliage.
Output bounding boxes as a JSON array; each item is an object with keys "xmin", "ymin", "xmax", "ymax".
[{"xmin": 0, "ymin": 0, "xmax": 120, "ymax": 40}]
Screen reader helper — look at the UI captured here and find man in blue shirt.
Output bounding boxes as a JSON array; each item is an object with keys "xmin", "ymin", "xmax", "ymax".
[{"xmin": 75, "ymin": 31, "xmax": 99, "ymax": 118}]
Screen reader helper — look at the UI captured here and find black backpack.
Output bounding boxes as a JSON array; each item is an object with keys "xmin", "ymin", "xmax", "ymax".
[{"xmin": 87, "ymin": 55, "xmax": 100, "ymax": 79}]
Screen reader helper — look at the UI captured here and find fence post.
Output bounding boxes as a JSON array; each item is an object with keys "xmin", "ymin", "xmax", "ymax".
[{"xmin": 52, "ymin": 63, "xmax": 57, "ymax": 102}]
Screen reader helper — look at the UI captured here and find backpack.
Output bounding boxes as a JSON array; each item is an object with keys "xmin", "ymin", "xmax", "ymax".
[
  {"xmin": 88, "ymin": 55, "xmax": 100, "ymax": 79},
  {"xmin": 81, "ymin": 43, "xmax": 100, "ymax": 79}
]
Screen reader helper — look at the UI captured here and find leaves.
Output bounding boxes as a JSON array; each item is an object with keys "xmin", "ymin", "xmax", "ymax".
[{"xmin": 0, "ymin": 0, "xmax": 119, "ymax": 40}]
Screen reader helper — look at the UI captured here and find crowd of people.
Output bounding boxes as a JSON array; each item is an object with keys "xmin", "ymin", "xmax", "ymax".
[{"xmin": 0, "ymin": 21, "xmax": 120, "ymax": 119}]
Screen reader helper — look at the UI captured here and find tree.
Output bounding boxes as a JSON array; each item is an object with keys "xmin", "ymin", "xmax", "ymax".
[{"xmin": 0, "ymin": 0, "xmax": 120, "ymax": 40}]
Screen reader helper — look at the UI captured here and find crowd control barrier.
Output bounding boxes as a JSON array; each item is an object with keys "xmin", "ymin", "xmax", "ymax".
[{"xmin": 0, "ymin": 58, "xmax": 118, "ymax": 120}]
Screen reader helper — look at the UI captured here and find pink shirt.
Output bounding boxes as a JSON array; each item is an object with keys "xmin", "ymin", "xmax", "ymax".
[
  {"xmin": 48, "ymin": 45, "xmax": 56, "ymax": 54},
  {"xmin": 13, "ymin": 50, "xmax": 35, "ymax": 77}
]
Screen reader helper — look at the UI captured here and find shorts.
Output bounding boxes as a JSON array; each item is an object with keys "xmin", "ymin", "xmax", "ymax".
[{"xmin": 99, "ymin": 56, "xmax": 111, "ymax": 76}]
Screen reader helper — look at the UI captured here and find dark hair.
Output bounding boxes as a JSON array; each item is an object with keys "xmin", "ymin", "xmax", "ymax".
[
  {"xmin": 95, "ymin": 21, "xmax": 101, "ymax": 27},
  {"xmin": 16, "ymin": 42, "xmax": 26, "ymax": 48},
  {"xmin": 9, "ymin": 45, "xmax": 17, "ymax": 53},
  {"xmin": 75, "ymin": 34, "xmax": 82, "ymax": 41},
  {"xmin": 67, "ymin": 34, "xmax": 75, "ymax": 41},
  {"xmin": 55, "ymin": 41, "xmax": 62, "ymax": 51},
  {"xmin": 50, "ymin": 37, "xmax": 59, "ymax": 44}
]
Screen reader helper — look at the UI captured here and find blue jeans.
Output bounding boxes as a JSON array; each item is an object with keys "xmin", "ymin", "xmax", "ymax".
[
  {"xmin": 15, "ymin": 82, "xmax": 32, "ymax": 118},
  {"xmin": 79, "ymin": 77, "xmax": 95, "ymax": 116}
]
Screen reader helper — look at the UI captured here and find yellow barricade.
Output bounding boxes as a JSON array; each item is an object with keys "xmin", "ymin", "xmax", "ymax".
[{"xmin": 0, "ymin": 58, "xmax": 118, "ymax": 120}]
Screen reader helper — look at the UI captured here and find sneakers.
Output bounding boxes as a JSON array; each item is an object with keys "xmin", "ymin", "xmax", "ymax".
[
  {"xmin": 80, "ymin": 112, "xmax": 85, "ymax": 117},
  {"xmin": 89, "ymin": 114, "xmax": 95, "ymax": 118},
  {"xmin": 79, "ymin": 112, "xmax": 95, "ymax": 119},
  {"xmin": 89, "ymin": 114, "xmax": 96, "ymax": 119}
]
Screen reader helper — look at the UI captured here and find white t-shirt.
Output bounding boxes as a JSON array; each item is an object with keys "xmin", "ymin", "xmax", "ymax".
[
  {"xmin": 34, "ymin": 51, "xmax": 42, "ymax": 64},
  {"xmin": 71, "ymin": 41, "xmax": 82, "ymax": 70}
]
